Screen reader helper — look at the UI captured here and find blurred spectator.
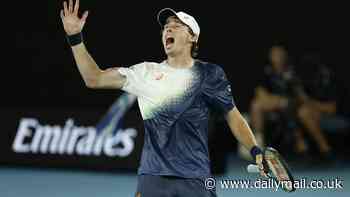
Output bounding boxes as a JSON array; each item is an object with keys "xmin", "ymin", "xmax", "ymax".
[
  {"xmin": 249, "ymin": 45, "xmax": 301, "ymax": 154},
  {"xmin": 296, "ymin": 53, "xmax": 349, "ymax": 160}
]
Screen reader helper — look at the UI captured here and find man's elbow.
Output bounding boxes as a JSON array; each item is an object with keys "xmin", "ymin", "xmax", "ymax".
[
  {"xmin": 84, "ymin": 77, "xmax": 125, "ymax": 90},
  {"xmin": 84, "ymin": 78, "xmax": 100, "ymax": 89}
]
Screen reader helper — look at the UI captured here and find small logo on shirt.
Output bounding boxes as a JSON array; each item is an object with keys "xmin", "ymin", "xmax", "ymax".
[
  {"xmin": 227, "ymin": 85, "xmax": 231, "ymax": 92},
  {"xmin": 154, "ymin": 73, "xmax": 164, "ymax": 80}
]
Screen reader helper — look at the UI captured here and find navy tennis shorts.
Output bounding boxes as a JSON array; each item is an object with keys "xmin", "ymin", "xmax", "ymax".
[{"xmin": 135, "ymin": 174, "xmax": 217, "ymax": 197}]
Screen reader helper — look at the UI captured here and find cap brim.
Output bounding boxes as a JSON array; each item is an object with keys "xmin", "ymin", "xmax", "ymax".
[{"xmin": 157, "ymin": 8, "xmax": 178, "ymax": 28}]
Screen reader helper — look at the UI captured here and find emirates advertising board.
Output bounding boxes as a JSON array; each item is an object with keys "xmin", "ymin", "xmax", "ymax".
[{"xmin": 0, "ymin": 93, "xmax": 144, "ymax": 171}]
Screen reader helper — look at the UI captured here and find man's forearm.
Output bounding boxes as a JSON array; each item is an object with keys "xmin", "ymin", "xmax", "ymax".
[
  {"xmin": 226, "ymin": 108, "xmax": 259, "ymax": 151},
  {"xmin": 71, "ymin": 43, "xmax": 102, "ymax": 87}
]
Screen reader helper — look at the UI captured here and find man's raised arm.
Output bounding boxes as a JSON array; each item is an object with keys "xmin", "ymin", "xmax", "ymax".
[{"xmin": 60, "ymin": 0, "xmax": 125, "ymax": 89}]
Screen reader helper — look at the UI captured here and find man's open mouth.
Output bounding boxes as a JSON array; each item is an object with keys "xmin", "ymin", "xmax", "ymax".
[{"xmin": 166, "ymin": 37, "xmax": 175, "ymax": 47}]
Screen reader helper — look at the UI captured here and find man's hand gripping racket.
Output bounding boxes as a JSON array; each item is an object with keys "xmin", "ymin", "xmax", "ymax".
[{"xmin": 248, "ymin": 147, "xmax": 296, "ymax": 192}]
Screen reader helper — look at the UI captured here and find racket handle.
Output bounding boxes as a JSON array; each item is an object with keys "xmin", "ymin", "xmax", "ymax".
[{"xmin": 247, "ymin": 164, "xmax": 260, "ymax": 173}]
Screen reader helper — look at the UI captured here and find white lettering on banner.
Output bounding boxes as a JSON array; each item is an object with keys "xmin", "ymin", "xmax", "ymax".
[
  {"xmin": 12, "ymin": 118, "xmax": 37, "ymax": 153},
  {"xmin": 12, "ymin": 118, "xmax": 137, "ymax": 157}
]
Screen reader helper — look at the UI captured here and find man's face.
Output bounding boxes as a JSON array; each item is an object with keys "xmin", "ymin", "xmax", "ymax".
[{"xmin": 162, "ymin": 16, "xmax": 195, "ymax": 56}]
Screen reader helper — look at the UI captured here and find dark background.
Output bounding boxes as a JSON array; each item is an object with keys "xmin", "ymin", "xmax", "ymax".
[
  {"xmin": 8, "ymin": 1, "xmax": 349, "ymax": 114},
  {"xmin": 3, "ymin": 2, "xmax": 350, "ymax": 196}
]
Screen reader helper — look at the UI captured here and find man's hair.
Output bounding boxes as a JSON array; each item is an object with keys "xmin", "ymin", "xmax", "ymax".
[
  {"xmin": 188, "ymin": 29, "xmax": 199, "ymax": 58},
  {"xmin": 191, "ymin": 42, "xmax": 199, "ymax": 58}
]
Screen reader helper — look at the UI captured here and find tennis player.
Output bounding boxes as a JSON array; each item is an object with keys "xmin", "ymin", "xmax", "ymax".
[{"xmin": 60, "ymin": 1, "xmax": 266, "ymax": 196}]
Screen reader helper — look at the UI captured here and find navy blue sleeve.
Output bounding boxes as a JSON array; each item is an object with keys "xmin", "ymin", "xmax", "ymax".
[{"xmin": 202, "ymin": 65, "xmax": 235, "ymax": 114}]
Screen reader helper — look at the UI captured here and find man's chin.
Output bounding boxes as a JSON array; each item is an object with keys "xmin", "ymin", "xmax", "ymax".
[{"xmin": 164, "ymin": 48, "xmax": 175, "ymax": 56}]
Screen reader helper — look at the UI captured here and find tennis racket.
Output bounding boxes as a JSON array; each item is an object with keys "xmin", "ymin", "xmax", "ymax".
[{"xmin": 247, "ymin": 147, "xmax": 296, "ymax": 192}]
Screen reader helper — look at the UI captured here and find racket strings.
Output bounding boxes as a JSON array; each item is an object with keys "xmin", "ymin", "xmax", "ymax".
[{"xmin": 265, "ymin": 151, "xmax": 295, "ymax": 192}]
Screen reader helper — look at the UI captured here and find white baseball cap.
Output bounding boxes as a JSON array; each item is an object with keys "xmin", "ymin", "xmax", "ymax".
[{"xmin": 157, "ymin": 8, "xmax": 200, "ymax": 42}]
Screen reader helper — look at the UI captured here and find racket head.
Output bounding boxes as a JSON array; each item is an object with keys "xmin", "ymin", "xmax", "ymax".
[{"xmin": 263, "ymin": 147, "xmax": 296, "ymax": 192}]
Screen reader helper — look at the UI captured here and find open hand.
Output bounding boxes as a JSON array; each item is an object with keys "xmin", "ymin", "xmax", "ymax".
[{"xmin": 60, "ymin": 0, "xmax": 89, "ymax": 35}]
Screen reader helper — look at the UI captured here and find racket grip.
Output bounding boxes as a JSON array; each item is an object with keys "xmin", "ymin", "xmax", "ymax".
[{"xmin": 247, "ymin": 164, "xmax": 260, "ymax": 173}]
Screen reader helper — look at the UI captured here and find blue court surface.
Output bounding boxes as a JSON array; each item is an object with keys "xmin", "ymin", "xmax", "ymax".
[{"xmin": 1, "ymin": 154, "xmax": 349, "ymax": 197}]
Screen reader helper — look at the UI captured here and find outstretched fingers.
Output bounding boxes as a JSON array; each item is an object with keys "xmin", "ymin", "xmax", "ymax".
[
  {"xmin": 68, "ymin": 0, "xmax": 73, "ymax": 13},
  {"xmin": 63, "ymin": 1, "xmax": 68, "ymax": 16},
  {"xmin": 81, "ymin": 10, "xmax": 89, "ymax": 22},
  {"xmin": 73, "ymin": 0, "xmax": 79, "ymax": 15},
  {"xmin": 60, "ymin": 9, "xmax": 65, "ymax": 20},
  {"xmin": 63, "ymin": 0, "xmax": 81, "ymax": 18}
]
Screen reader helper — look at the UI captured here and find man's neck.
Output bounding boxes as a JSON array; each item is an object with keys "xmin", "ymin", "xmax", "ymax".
[{"xmin": 166, "ymin": 54, "xmax": 194, "ymax": 69}]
